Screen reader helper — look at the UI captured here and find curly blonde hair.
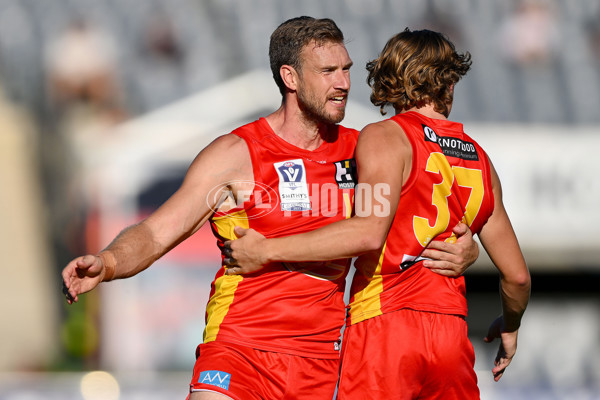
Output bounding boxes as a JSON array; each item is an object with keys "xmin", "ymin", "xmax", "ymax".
[{"xmin": 367, "ymin": 28, "xmax": 471, "ymax": 116}]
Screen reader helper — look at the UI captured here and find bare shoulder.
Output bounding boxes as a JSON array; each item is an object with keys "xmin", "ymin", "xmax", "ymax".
[
  {"xmin": 358, "ymin": 119, "xmax": 411, "ymax": 155},
  {"xmin": 190, "ymin": 134, "xmax": 251, "ymax": 170},
  {"xmin": 199, "ymin": 133, "xmax": 249, "ymax": 160},
  {"xmin": 178, "ymin": 133, "xmax": 253, "ymax": 191}
]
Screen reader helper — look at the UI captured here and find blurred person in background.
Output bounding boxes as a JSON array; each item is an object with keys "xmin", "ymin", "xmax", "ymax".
[
  {"xmin": 415, "ymin": 0, "xmax": 464, "ymax": 48},
  {"xmin": 496, "ymin": 0, "xmax": 560, "ymax": 66},
  {"xmin": 226, "ymin": 28, "xmax": 531, "ymax": 399},
  {"xmin": 585, "ymin": 9, "xmax": 600, "ymax": 66},
  {"xmin": 45, "ymin": 17, "xmax": 124, "ymax": 117},
  {"xmin": 62, "ymin": 17, "xmax": 477, "ymax": 400},
  {"xmin": 133, "ymin": 10, "xmax": 187, "ymax": 112},
  {"xmin": 494, "ymin": 0, "xmax": 565, "ymax": 123}
]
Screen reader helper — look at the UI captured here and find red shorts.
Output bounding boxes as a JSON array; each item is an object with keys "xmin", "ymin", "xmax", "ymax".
[
  {"xmin": 337, "ymin": 309, "xmax": 479, "ymax": 400},
  {"xmin": 189, "ymin": 341, "xmax": 339, "ymax": 400}
]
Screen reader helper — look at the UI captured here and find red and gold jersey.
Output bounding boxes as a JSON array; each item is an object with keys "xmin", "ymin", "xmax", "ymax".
[
  {"xmin": 348, "ymin": 112, "xmax": 494, "ymax": 325},
  {"xmin": 204, "ymin": 118, "xmax": 359, "ymax": 358}
]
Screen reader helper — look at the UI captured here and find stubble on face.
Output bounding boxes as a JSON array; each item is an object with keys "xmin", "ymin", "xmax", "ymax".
[
  {"xmin": 295, "ymin": 41, "xmax": 350, "ymax": 126},
  {"xmin": 296, "ymin": 82, "xmax": 346, "ymax": 125}
]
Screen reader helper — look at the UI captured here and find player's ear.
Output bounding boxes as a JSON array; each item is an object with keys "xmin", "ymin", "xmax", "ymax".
[{"xmin": 280, "ymin": 65, "xmax": 299, "ymax": 92}]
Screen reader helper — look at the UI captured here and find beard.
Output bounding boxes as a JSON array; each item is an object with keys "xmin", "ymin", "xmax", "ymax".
[{"xmin": 297, "ymin": 85, "xmax": 346, "ymax": 125}]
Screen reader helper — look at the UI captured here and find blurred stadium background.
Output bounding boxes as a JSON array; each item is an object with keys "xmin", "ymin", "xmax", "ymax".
[{"xmin": 1, "ymin": 0, "xmax": 599, "ymax": 398}]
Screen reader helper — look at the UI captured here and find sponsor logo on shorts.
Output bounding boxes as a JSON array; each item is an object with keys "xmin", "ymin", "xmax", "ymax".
[
  {"xmin": 199, "ymin": 370, "xmax": 231, "ymax": 390},
  {"xmin": 422, "ymin": 124, "xmax": 479, "ymax": 161},
  {"xmin": 334, "ymin": 158, "xmax": 357, "ymax": 189}
]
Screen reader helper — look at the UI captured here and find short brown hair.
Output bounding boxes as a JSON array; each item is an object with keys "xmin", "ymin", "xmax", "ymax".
[
  {"xmin": 269, "ymin": 16, "xmax": 345, "ymax": 95},
  {"xmin": 366, "ymin": 28, "xmax": 471, "ymax": 116}
]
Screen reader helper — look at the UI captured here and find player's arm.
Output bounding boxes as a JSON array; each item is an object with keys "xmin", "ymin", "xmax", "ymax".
[
  {"xmin": 225, "ymin": 121, "xmax": 407, "ymax": 271},
  {"xmin": 62, "ymin": 134, "xmax": 249, "ymax": 303},
  {"xmin": 477, "ymin": 158, "xmax": 531, "ymax": 381}
]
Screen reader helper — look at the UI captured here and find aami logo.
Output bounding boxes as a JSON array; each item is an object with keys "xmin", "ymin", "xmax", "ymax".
[
  {"xmin": 334, "ymin": 159, "xmax": 357, "ymax": 189},
  {"xmin": 199, "ymin": 370, "xmax": 231, "ymax": 390},
  {"xmin": 278, "ymin": 161, "xmax": 303, "ymax": 183},
  {"xmin": 422, "ymin": 124, "xmax": 479, "ymax": 161}
]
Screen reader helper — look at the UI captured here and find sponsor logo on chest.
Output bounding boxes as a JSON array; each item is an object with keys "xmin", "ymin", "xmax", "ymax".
[{"xmin": 334, "ymin": 158, "xmax": 357, "ymax": 189}]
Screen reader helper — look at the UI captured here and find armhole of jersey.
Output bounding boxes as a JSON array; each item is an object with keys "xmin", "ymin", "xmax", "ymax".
[
  {"xmin": 214, "ymin": 130, "xmax": 258, "ymax": 227},
  {"xmin": 230, "ymin": 130, "xmax": 263, "ymax": 189},
  {"xmin": 389, "ymin": 116, "xmax": 419, "ymax": 196},
  {"xmin": 482, "ymin": 149, "xmax": 495, "ymax": 217}
]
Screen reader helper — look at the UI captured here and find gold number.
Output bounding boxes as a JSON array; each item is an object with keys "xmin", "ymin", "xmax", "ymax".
[{"xmin": 413, "ymin": 153, "xmax": 484, "ymax": 246}]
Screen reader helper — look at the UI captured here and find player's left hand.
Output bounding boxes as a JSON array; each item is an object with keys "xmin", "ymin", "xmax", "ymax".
[
  {"xmin": 223, "ymin": 227, "xmax": 268, "ymax": 275},
  {"xmin": 421, "ymin": 222, "xmax": 479, "ymax": 277},
  {"xmin": 484, "ymin": 315, "xmax": 518, "ymax": 382}
]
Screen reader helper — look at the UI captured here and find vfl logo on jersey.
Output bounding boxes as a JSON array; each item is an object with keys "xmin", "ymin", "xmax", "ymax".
[
  {"xmin": 422, "ymin": 125, "xmax": 479, "ymax": 161},
  {"xmin": 199, "ymin": 370, "xmax": 231, "ymax": 390},
  {"xmin": 334, "ymin": 158, "xmax": 357, "ymax": 189},
  {"xmin": 278, "ymin": 161, "xmax": 304, "ymax": 183},
  {"xmin": 274, "ymin": 159, "xmax": 311, "ymax": 211}
]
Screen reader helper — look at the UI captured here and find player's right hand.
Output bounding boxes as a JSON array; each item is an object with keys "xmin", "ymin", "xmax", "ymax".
[{"xmin": 61, "ymin": 254, "xmax": 105, "ymax": 304}]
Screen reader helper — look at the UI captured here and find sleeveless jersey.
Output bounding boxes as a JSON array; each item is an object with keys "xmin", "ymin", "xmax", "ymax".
[
  {"xmin": 204, "ymin": 118, "xmax": 359, "ymax": 358},
  {"xmin": 348, "ymin": 111, "xmax": 494, "ymax": 325}
]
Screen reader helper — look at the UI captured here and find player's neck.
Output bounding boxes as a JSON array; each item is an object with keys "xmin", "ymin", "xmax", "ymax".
[
  {"xmin": 266, "ymin": 105, "xmax": 331, "ymax": 151},
  {"xmin": 400, "ymin": 104, "xmax": 448, "ymax": 120}
]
